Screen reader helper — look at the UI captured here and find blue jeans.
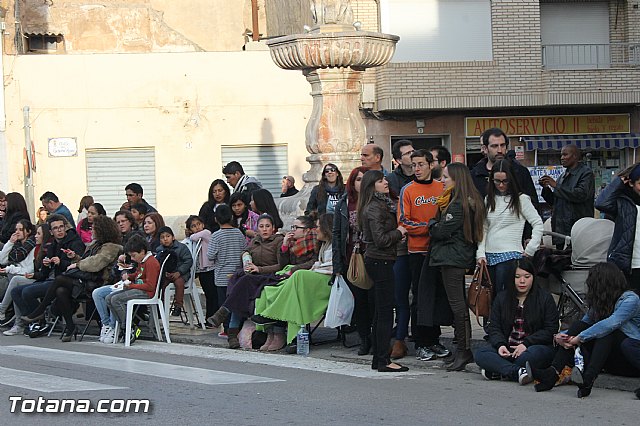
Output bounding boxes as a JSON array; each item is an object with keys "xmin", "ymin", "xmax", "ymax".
[
  {"xmin": 92, "ymin": 285, "xmax": 116, "ymax": 327},
  {"xmin": 11, "ymin": 280, "xmax": 53, "ymax": 318},
  {"xmin": 393, "ymin": 254, "xmax": 411, "ymax": 340},
  {"xmin": 474, "ymin": 343, "xmax": 555, "ymax": 381},
  {"xmin": 229, "ymin": 312, "xmax": 243, "ymax": 329},
  {"xmin": 488, "ymin": 259, "xmax": 518, "ymax": 294}
]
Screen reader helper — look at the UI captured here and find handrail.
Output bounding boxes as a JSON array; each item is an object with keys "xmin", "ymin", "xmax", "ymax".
[{"xmin": 542, "ymin": 43, "xmax": 640, "ymax": 69}]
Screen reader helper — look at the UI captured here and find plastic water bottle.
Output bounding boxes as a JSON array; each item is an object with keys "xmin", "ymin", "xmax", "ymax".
[
  {"xmin": 242, "ymin": 252, "xmax": 253, "ymax": 271},
  {"xmin": 296, "ymin": 325, "xmax": 309, "ymax": 356},
  {"xmin": 574, "ymin": 347, "xmax": 584, "ymax": 372}
]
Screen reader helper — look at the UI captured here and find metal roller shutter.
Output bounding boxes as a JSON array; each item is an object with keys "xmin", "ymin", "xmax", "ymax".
[
  {"xmin": 86, "ymin": 148, "xmax": 157, "ymax": 216},
  {"xmin": 221, "ymin": 145, "xmax": 288, "ymax": 196}
]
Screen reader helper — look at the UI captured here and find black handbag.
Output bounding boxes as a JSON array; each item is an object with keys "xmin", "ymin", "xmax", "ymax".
[{"xmin": 62, "ymin": 268, "xmax": 99, "ymax": 282}]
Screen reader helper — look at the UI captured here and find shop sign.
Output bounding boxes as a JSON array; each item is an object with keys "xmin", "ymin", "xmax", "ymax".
[
  {"xmin": 466, "ymin": 114, "xmax": 630, "ymax": 138},
  {"xmin": 529, "ymin": 165, "xmax": 564, "ymax": 203},
  {"xmin": 48, "ymin": 137, "xmax": 78, "ymax": 157}
]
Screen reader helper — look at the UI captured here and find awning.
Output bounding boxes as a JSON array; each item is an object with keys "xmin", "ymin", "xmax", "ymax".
[{"xmin": 524, "ymin": 133, "xmax": 640, "ymax": 151}]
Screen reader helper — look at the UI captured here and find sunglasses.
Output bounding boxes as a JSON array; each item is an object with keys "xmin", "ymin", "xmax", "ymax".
[
  {"xmin": 324, "ymin": 167, "xmax": 337, "ymax": 174},
  {"xmin": 493, "ymin": 179, "xmax": 509, "ymax": 186}
]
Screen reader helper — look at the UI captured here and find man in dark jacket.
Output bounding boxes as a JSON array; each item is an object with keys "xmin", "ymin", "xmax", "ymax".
[
  {"xmin": 121, "ymin": 183, "xmax": 157, "ymax": 213},
  {"xmin": 223, "ymin": 161, "xmax": 262, "ymax": 198},
  {"xmin": 386, "ymin": 139, "xmax": 414, "ymax": 195},
  {"xmin": 540, "ymin": 144, "xmax": 595, "ymax": 248},
  {"xmin": 430, "ymin": 145, "xmax": 451, "ymax": 181},
  {"xmin": 470, "ymin": 128, "xmax": 539, "ymax": 212},
  {"xmin": 280, "ymin": 176, "xmax": 299, "ymax": 198}
]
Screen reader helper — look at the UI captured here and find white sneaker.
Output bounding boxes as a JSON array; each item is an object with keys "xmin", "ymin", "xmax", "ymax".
[
  {"xmin": 102, "ymin": 327, "xmax": 115, "ymax": 344},
  {"xmin": 518, "ymin": 367, "xmax": 533, "ymax": 385},
  {"xmin": 3, "ymin": 325, "xmax": 21, "ymax": 336},
  {"xmin": 99, "ymin": 325, "xmax": 111, "ymax": 342}
]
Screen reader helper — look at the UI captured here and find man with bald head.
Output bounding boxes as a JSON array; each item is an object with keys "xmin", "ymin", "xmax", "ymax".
[
  {"xmin": 361, "ymin": 143, "xmax": 387, "ymax": 175},
  {"xmin": 540, "ymin": 144, "xmax": 595, "ymax": 247}
]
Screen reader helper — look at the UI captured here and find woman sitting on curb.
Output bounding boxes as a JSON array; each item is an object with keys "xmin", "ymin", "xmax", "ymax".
[
  {"xmin": 474, "ymin": 257, "xmax": 558, "ymax": 383},
  {"xmin": 527, "ymin": 262, "xmax": 640, "ymax": 398}
]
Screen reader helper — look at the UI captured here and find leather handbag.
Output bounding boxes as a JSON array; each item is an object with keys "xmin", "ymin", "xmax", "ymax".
[
  {"xmin": 347, "ymin": 242, "xmax": 373, "ymax": 290},
  {"xmin": 467, "ymin": 263, "xmax": 493, "ymax": 326}
]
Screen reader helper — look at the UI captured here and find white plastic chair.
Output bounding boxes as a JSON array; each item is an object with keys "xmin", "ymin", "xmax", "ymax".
[
  {"xmin": 163, "ymin": 239, "xmax": 206, "ymax": 329},
  {"xmin": 114, "ymin": 255, "xmax": 172, "ymax": 347}
]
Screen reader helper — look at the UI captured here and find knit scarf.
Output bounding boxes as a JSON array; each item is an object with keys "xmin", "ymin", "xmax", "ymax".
[
  {"xmin": 436, "ymin": 185, "xmax": 454, "ymax": 212},
  {"xmin": 290, "ymin": 228, "xmax": 318, "ymax": 258},
  {"xmin": 373, "ymin": 192, "xmax": 397, "ymax": 214}
]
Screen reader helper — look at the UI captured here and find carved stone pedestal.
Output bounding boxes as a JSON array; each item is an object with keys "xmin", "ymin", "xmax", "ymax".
[{"xmin": 265, "ymin": 6, "xmax": 398, "ymax": 224}]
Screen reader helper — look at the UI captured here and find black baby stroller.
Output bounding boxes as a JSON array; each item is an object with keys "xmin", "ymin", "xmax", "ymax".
[{"xmin": 535, "ymin": 217, "xmax": 614, "ymax": 326}]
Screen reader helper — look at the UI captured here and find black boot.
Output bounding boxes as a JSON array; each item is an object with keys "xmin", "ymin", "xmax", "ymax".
[
  {"xmin": 446, "ymin": 349, "xmax": 473, "ymax": 371},
  {"xmin": 527, "ymin": 362, "xmax": 559, "ymax": 392},
  {"xmin": 575, "ymin": 368, "xmax": 595, "ymax": 398},
  {"xmin": 358, "ymin": 335, "xmax": 371, "ymax": 356}
]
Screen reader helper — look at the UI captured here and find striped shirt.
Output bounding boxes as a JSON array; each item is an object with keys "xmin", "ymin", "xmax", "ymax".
[{"xmin": 207, "ymin": 227, "xmax": 247, "ymax": 287}]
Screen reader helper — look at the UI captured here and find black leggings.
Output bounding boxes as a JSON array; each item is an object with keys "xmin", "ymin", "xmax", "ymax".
[
  {"xmin": 29, "ymin": 275, "xmax": 77, "ymax": 327},
  {"xmin": 552, "ymin": 320, "xmax": 640, "ymax": 384}
]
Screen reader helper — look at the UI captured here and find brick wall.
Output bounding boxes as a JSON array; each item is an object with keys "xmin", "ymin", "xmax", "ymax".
[{"xmin": 375, "ymin": 0, "xmax": 640, "ymax": 111}]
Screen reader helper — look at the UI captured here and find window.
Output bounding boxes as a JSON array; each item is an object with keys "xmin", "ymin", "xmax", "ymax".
[
  {"xmin": 540, "ymin": 2, "xmax": 610, "ymax": 69},
  {"xmin": 221, "ymin": 145, "xmax": 289, "ymax": 196},
  {"xmin": 86, "ymin": 149, "xmax": 157, "ymax": 216},
  {"xmin": 380, "ymin": 0, "xmax": 492, "ymax": 62},
  {"xmin": 25, "ymin": 34, "xmax": 65, "ymax": 54}
]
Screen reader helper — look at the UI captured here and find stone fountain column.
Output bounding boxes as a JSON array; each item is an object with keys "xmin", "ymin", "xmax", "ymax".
[{"xmin": 266, "ymin": 1, "xmax": 399, "ymax": 223}]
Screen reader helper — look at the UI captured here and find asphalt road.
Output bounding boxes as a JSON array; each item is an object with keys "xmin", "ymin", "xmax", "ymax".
[{"xmin": 0, "ymin": 335, "xmax": 637, "ymax": 426}]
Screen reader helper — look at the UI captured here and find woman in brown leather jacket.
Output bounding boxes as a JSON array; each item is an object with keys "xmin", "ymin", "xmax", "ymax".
[{"xmin": 358, "ymin": 170, "xmax": 408, "ymax": 372}]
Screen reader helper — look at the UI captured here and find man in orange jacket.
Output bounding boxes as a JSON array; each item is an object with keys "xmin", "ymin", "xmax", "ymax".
[{"xmin": 397, "ymin": 149, "xmax": 449, "ymax": 362}]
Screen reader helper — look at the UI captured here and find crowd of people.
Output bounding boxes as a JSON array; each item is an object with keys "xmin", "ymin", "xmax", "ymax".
[{"xmin": 0, "ymin": 128, "xmax": 639, "ymax": 399}]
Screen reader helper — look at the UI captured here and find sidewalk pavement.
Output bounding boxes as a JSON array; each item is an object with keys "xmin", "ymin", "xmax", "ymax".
[{"xmin": 129, "ymin": 317, "xmax": 638, "ymax": 393}]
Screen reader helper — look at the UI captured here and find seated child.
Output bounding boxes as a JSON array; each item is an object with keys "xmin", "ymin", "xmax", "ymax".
[
  {"xmin": 104, "ymin": 235, "xmax": 161, "ymax": 344},
  {"xmin": 207, "ymin": 204, "xmax": 247, "ymax": 348},
  {"xmin": 156, "ymin": 226, "xmax": 193, "ymax": 316}
]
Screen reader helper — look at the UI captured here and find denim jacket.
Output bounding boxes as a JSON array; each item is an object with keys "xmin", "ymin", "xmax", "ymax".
[{"xmin": 578, "ymin": 291, "xmax": 640, "ymax": 342}]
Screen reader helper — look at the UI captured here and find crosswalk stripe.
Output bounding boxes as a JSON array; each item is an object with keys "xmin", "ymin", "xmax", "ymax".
[
  {"xmin": 103, "ymin": 341, "xmax": 435, "ymax": 379},
  {"xmin": 0, "ymin": 366, "xmax": 126, "ymax": 393},
  {"xmin": 0, "ymin": 346, "xmax": 283, "ymax": 386}
]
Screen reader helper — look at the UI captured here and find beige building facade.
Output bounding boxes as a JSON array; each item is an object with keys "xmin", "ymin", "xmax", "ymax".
[
  {"xmin": 0, "ymin": 0, "xmax": 312, "ymax": 219},
  {"xmin": 2, "ymin": 0, "xmax": 640, "ymax": 217}
]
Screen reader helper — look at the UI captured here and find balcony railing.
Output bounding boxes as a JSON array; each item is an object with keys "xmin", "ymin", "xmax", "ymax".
[{"xmin": 542, "ymin": 43, "xmax": 640, "ymax": 69}]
